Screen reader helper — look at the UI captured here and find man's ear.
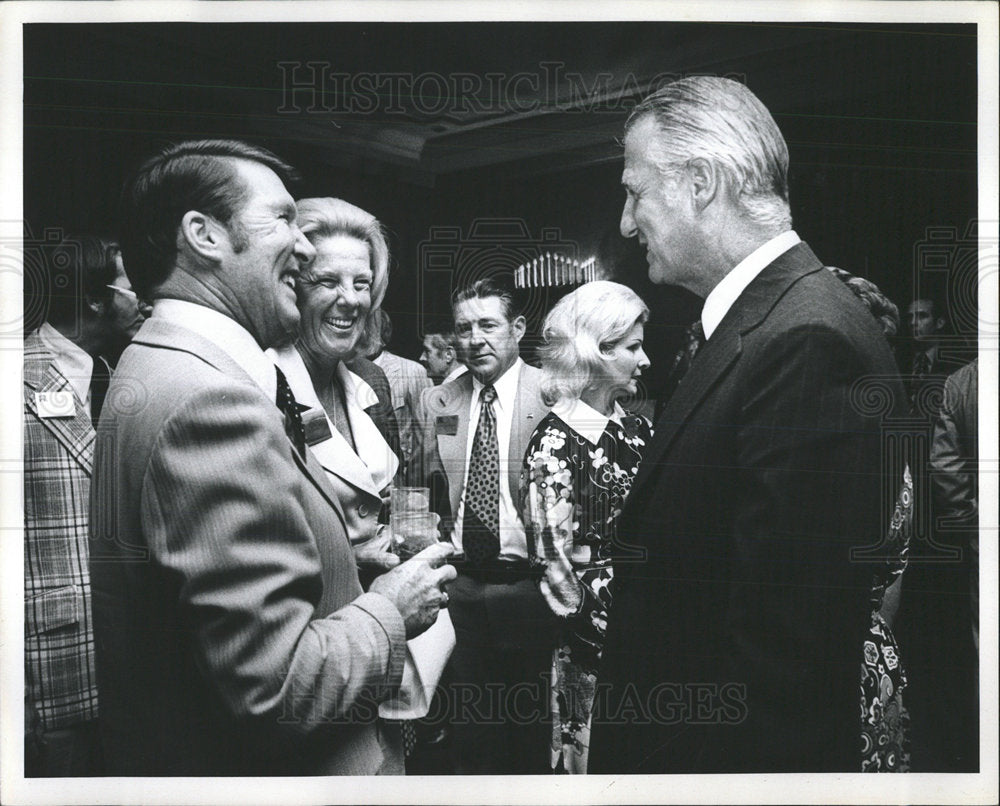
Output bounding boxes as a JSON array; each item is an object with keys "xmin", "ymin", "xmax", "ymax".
[
  {"xmin": 935, "ymin": 316, "xmax": 946, "ymax": 333},
  {"xmin": 686, "ymin": 157, "xmax": 720, "ymax": 211},
  {"xmin": 84, "ymin": 297, "xmax": 105, "ymax": 317},
  {"xmin": 511, "ymin": 314, "xmax": 527, "ymax": 342},
  {"xmin": 179, "ymin": 210, "xmax": 226, "ymax": 263}
]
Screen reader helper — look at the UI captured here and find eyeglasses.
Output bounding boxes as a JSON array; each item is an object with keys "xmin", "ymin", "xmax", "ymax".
[
  {"xmin": 107, "ymin": 284, "xmax": 138, "ymax": 301},
  {"xmin": 107, "ymin": 284, "xmax": 152, "ymax": 306}
]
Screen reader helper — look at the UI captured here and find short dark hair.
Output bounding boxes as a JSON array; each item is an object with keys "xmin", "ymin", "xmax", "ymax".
[
  {"xmin": 424, "ymin": 330, "xmax": 456, "ymax": 351},
  {"xmin": 451, "ymin": 278, "xmax": 519, "ymax": 322},
  {"xmin": 34, "ymin": 234, "xmax": 120, "ymax": 329},
  {"xmin": 910, "ymin": 295, "xmax": 946, "ymax": 323},
  {"xmin": 119, "ymin": 139, "xmax": 298, "ymax": 298}
]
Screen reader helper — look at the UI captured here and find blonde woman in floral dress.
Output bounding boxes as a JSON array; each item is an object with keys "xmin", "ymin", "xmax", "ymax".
[{"xmin": 520, "ymin": 281, "xmax": 652, "ymax": 773}]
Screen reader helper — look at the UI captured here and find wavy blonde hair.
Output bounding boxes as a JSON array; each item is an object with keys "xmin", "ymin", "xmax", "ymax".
[
  {"xmin": 538, "ymin": 281, "xmax": 649, "ymax": 405},
  {"xmin": 294, "ymin": 197, "xmax": 391, "ymax": 360}
]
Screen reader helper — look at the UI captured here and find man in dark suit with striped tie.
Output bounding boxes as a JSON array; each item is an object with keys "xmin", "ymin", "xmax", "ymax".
[
  {"xmin": 89, "ymin": 139, "xmax": 454, "ymax": 776},
  {"xmin": 589, "ymin": 77, "xmax": 906, "ymax": 773}
]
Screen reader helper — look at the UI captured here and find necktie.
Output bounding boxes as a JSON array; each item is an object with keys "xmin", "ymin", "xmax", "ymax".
[
  {"xmin": 275, "ymin": 366, "xmax": 307, "ymax": 458},
  {"xmin": 90, "ymin": 356, "xmax": 111, "ymax": 428},
  {"xmin": 912, "ymin": 351, "xmax": 931, "ymax": 378},
  {"xmin": 463, "ymin": 385, "xmax": 500, "ymax": 563},
  {"xmin": 657, "ymin": 319, "xmax": 706, "ymax": 419}
]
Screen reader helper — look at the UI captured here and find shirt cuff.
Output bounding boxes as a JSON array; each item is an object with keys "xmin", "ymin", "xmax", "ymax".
[{"xmin": 352, "ymin": 592, "xmax": 407, "ymax": 688}]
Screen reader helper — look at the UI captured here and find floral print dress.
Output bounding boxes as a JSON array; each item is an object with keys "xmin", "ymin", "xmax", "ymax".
[
  {"xmin": 861, "ymin": 465, "xmax": 912, "ymax": 772},
  {"xmin": 520, "ymin": 401, "xmax": 652, "ymax": 773}
]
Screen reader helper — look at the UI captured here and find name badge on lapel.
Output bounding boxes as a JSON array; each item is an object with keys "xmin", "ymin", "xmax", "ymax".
[
  {"xmin": 435, "ymin": 415, "xmax": 458, "ymax": 436},
  {"xmin": 35, "ymin": 391, "xmax": 76, "ymax": 418},
  {"xmin": 302, "ymin": 408, "xmax": 333, "ymax": 446}
]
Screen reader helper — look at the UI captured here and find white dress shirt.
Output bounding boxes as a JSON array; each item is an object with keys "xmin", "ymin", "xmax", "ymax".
[
  {"xmin": 152, "ymin": 299, "xmax": 277, "ymax": 401},
  {"xmin": 453, "ymin": 358, "xmax": 528, "ymax": 560},
  {"xmin": 701, "ymin": 230, "xmax": 801, "ymax": 340},
  {"xmin": 38, "ymin": 321, "xmax": 94, "ymax": 407}
]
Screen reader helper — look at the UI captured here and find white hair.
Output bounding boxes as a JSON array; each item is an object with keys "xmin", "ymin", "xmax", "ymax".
[{"xmin": 626, "ymin": 76, "xmax": 792, "ymax": 231}]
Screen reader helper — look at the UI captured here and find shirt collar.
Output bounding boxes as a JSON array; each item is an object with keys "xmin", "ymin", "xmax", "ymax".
[
  {"xmin": 152, "ymin": 299, "xmax": 277, "ymax": 401},
  {"xmin": 37, "ymin": 321, "xmax": 94, "ymax": 404},
  {"xmin": 471, "ymin": 357, "xmax": 522, "ymax": 412},
  {"xmin": 552, "ymin": 397, "xmax": 625, "ymax": 446},
  {"xmin": 443, "ymin": 365, "xmax": 468, "ymax": 385},
  {"xmin": 702, "ymin": 230, "xmax": 801, "ymax": 340}
]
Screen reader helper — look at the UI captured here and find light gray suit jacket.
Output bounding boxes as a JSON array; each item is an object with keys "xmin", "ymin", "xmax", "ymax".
[
  {"xmin": 89, "ymin": 317, "xmax": 406, "ymax": 776},
  {"xmin": 414, "ymin": 361, "xmax": 548, "ymax": 530}
]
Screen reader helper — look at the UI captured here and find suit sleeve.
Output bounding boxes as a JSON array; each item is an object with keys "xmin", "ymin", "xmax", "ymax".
[
  {"xmin": 729, "ymin": 323, "xmax": 881, "ymax": 769},
  {"xmin": 930, "ymin": 372, "xmax": 976, "ymax": 524},
  {"xmin": 140, "ymin": 382, "xmax": 406, "ymax": 734}
]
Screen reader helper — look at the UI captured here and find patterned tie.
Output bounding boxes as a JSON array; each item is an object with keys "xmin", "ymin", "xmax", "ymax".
[
  {"xmin": 274, "ymin": 365, "xmax": 307, "ymax": 458},
  {"xmin": 90, "ymin": 356, "xmax": 111, "ymax": 428},
  {"xmin": 463, "ymin": 385, "xmax": 501, "ymax": 562},
  {"xmin": 912, "ymin": 351, "xmax": 931, "ymax": 379},
  {"xmin": 656, "ymin": 319, "xmax": 707, "ymax": 419}
]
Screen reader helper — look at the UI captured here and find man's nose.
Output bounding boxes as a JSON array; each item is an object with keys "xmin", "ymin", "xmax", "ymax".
[
  {"xmin": 620, "ymin": 200, "xmax": 637, "ymax": 239},
  {"xmin": 293, "ymin": 227, "xmax": 316, "ymax": 264}
]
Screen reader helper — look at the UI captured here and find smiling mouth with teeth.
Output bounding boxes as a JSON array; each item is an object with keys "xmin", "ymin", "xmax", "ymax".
[{"xmin": 326, "ymin": 317, "xmax": 357, "ymax": 330}]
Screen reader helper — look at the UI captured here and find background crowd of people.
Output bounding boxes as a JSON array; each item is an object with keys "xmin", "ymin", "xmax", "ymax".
[{"xmin": 22, "ymin": 76, "xmax": 980, "ymax": 781}]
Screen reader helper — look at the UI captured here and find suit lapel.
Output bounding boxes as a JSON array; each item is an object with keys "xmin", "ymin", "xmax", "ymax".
[
  {"xmin": 309, "ymin": 412, "xmax": 385, "ymax": 498},
  {"xmin": 508, "ymin": 365, "xmax": 546, "ymax": 501},
  {"xmin": 24, "ymin": 335, "xmax": 95, "ymax": 473},
  {"xmin": 633, "ymin": 241, "xmax": 824, "ymax": 494},
  {"xmin": 134, "ymin": 319, "xmax": 348, "ymax": 528},
  {"xmin": 633, "ymin": 325, "xmax": 741, "ymax": 492},
  {"xmin": 428, "ymin": 376, "xmax": 472, "ymax": 516}
]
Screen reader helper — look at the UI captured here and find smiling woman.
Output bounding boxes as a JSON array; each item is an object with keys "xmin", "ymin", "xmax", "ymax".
[{"xmin": 267, "ymin": 198, "xmax": 401, "ymax": 551}]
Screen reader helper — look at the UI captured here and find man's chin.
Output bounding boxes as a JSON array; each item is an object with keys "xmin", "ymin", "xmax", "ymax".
[{"xmin": 268, "ymin": 313, "xmax": 302, "ymax": 350}]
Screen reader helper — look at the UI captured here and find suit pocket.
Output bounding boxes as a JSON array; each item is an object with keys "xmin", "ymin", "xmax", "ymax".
[{"xmin": 25, "ymin": 585, "xmax": 81, "ymax": 636}]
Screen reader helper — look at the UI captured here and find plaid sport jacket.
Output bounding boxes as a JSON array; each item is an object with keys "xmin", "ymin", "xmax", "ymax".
[{"xmin": 23, "ymin": 330, "xmax": 99, "ymax": 730}]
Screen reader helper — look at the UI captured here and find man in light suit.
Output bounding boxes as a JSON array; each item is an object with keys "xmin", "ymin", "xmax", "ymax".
[
  {"xmin": 24, "ymin": 235, "xmax": 145, "ymax": 777},
  {"xmin": 588, "ymin": 77, "xmax": 906, "ymax": 773},
  {"xmin": 419, "ymin": 329, "xmax": 465, "ymax": 385},
  {"xmin": 369, "ymin": 310, "xmax": 432, "ymax": 478},
  {"xmin": 89, "ymin": 139, "xmax": 454, "ymax": 776},
  {"xmin": 413, "ymin": 278, "xmax": 554, "ymax": 774}
]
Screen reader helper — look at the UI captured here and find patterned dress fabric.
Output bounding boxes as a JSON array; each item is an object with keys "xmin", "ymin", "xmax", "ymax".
[
  {"xmin": 520, "ymin": 408, "xmax": 652, "ymax": 773},
  {"xmin": 861, "ymin": 466, "xmax": 912, "ymax": 772}
]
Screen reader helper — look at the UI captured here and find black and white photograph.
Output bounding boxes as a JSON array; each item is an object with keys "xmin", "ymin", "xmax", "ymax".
[{"xmin": 1, "ymin": 2, "xmax": 996, "ymax": 804}]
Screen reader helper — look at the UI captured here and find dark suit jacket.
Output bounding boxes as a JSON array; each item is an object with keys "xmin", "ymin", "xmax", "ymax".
[
  {"xmin": 89, "ymin": 318, "xmax": 407, "ymax": 776},
  {"xmin": 589, "ymin": 242, "xmax": 906, "ymax": 773}
]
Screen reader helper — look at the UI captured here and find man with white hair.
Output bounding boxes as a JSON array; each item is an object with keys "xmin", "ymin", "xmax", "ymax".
[{"xmin": 589, "ymin": 77, "xmax": 905, "ymax": 773}]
